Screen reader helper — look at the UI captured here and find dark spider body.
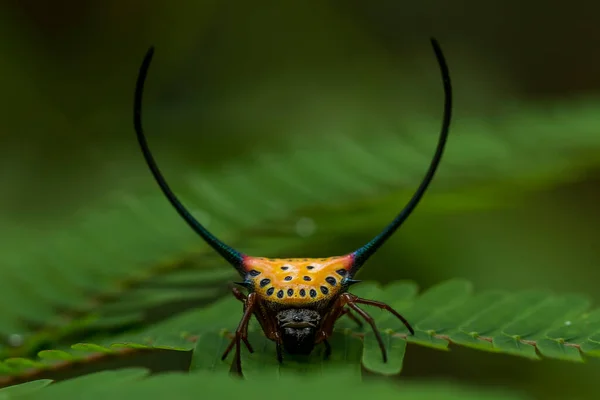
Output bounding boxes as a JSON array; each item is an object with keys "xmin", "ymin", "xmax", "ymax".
[
  {"xmin": 132, "ymin": 38, "xmax": 453, "ymax": 375},
  {"xmin": 276, "ymin": 308, "xmax": 321, "ymax": 355}
]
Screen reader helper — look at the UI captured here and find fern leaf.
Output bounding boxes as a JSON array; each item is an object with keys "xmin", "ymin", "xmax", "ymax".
[
  {"xmin": 4, "ymin": 278, "xmax": 598, "ymax": 384},
  {"xmin": 0, "ymin": 379, "xmax": 52, "ymax": 397},
  {"xmin": 0, "ymin": 344, "xmax": 153, "ymax": 384},
  {"xmin": 1, "ymin": 98, "xmax": 598, "ymax": 362},
  {"xmin": 0, "ymin": 369, "xmax": 530, "ymax": 400},
  {"xmin": 103, "ymin": 279, "xmax": 598, "ymax": 376},
  {"xmin": 0, "ymin": 369, "xmax": 149, "ymax": 399}
]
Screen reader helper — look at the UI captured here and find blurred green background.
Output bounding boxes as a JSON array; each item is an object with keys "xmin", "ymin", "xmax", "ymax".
[{"xmin": 1, "ymin": 0, "xmax": 600, "ymax": 399}]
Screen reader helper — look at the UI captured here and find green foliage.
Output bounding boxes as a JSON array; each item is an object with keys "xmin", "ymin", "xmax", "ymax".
[
  {"xmin": 1, "ymin": 81, "xmax": 599, "ymax": 396},
  {"xmin": 0, "ymin": 380, "xmax": 52, "ymax": 398},
  {"xmin": 176, "ymin": 279, "xmax": 599, "ymax": 375},
  {"xmin": 0, "ymin": 114, "xmax": 552, "ymax": 359},
  {"xmin": 0, "ymin": 368, "xmax": 530, "ymax": 400},
  {"xmin": 2, "ymin": 98, "xmax": 599, "ymax": 363},
  {"xmin": 2, "ymin": 2, "xmax": 600, "ymax": 397},
  {"xmin": 4, "ymin": 278, "xmax": 593, "ymax": 384}
]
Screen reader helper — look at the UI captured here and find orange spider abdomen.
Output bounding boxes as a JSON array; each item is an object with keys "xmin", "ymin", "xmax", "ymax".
[{"xmin": 242, "ymin": 254, "xmax": 354, "ymax": 305}]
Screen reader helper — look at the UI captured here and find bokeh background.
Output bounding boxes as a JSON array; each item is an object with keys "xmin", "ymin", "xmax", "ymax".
[{"xmin": 1, "ymin": 0, "xmax": 600, "ymax": 399}]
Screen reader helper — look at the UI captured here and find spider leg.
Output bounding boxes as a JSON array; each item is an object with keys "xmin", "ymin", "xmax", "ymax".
[
  {"xmin": 231, "ymin": 287, "xmax": 287, "ymax": 363},
  {"xmin": 349, "ymin": 296, "xmax": 414, "ymax": 335},
  {"xmin": 338, "ymin": 307, "xmax": 363, "ymax": 328},
  {"xmin": 226, "ymin": 287, "xmax": 254, "ymax": 353},
  {"xmin": 221, "ymin": 293, "xmax": 257, "ymax": 375},
  {"xmin": 231, "ymin": 286, "xmax": 247, "ymax": 303},
  {"xmin": 344, "ymin": 300, "xmax": 389, "ymax": 363},
  {"xmin": 222, "ymin": 333, "xmax": 254, "ymax": 357}
]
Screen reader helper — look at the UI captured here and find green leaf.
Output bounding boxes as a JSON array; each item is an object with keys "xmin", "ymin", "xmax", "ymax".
[
  {"xmin": 10, "ymin": 369, "xmax": 149, "ymax": 400},
  {"xmin": 188, "ymin": 331, "xmax": 232, "ymax": 374},
  {"xmin": 1, "ymin": 359, "xmax": 45, "ymax": 370},
  {"xmin": 5, "ymin": 278, "xmax": 600, "ymax": 383},
  {"xmin": 2, "ymin": 95, "xmax": 599, "ymax": 361},
  {"xmin": 362, "ymin": 332, "xmax": 406, "ymax": 375},
  {"xmin": 36, "ymin": 351, "xmax": 74, "ymax": 361},
  {"xmin": 81, "ymin": 279, "xmax": 600, "ymax": 379},
  {"xmin": 12, "ymin": 370, "xmax": 530, "ymax": 400},
  {"xmin": 0, "ymin": 380, "xmax": 52, "ymax": 398},
  {"xmin": 69, "ymin": 344, "xmax": 113, "ymax": 354},
  {"xmin": 190, "ymin": 328, "xmax": 363, "ymax": 379},
  {"xmin": 0, "ymin": 343, "xmax": 154, "ymax": 379}
]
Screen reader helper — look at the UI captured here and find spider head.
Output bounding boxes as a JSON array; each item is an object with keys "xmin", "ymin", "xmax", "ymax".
[{"xmin": 276, "ymin": 308, "xmax": 321, "ymax": 355}]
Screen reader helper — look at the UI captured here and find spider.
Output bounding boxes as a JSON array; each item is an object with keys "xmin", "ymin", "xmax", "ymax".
[{"xmin": 132, "ymin": 37, "xmax": 452, "ymax": 374}]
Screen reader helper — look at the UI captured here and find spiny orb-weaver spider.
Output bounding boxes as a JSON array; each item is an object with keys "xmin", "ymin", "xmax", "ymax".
[{"xmin": 133, "ymin": 38, "xmax": 452, "ymax": 374}]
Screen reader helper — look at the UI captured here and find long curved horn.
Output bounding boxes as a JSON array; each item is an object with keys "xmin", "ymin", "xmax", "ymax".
[
  {"xmin": 351, "ymin": 38, "xmax": 453, "ymax": 273},
  {"xmin": 133, "ymin": 47, "xmax": 245, "ymax": 274}
]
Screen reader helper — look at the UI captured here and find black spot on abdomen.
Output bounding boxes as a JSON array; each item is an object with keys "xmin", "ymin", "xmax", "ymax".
[
  {"xmin": 266, "ymin": 287, "xmax": 275, "ymax": 296},
  {"xmin": 320, "ymin": 286, "xmax": 329, "ymax": 295},
  {"xmin": 309, "ymin": 289, "xmax": 317, "ymax": 298},
  {"xmin": 260, "ymin": 279, "xmax": 271, "ymax": 287}
]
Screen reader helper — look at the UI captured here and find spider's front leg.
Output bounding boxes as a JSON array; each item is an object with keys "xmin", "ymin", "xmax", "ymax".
[
  {"xmin": 222, "ymin": 291, "xmax": 258, "ymax": 375},
  {"xmin": 231, "ymin": 286, "xmax": 248, "ymax": 303},
  {"xmin": 339, "ymin": 293, "xmax": 414, "ymax": 363},
  {"xmin": 230, "ymin": 287, "xmax": 285, "ymax": 364},
  {"xmin": 314, "ymin": 298, "xmax": 350, "ymax": 360},
  {"xmin": 337, "ymin": 307, "xmax": 363, "ymax": 328},
  {"xmin": 225, "ymin": 287, "xmax": 254, "ymax": 353}
]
